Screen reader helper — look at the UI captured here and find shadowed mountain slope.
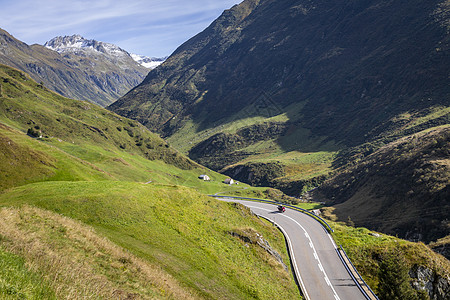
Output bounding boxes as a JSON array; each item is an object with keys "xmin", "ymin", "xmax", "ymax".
[
  {"xmin": 317, "ymin": 126, "xmax": 450, "ymax": 246},
  {"xmin": 108, "ymin": 0, "xmax": 450, "ymax": 255},
  {"xmin": 110, "ymin": 0, "xmax": 449, "ymax": 147}
]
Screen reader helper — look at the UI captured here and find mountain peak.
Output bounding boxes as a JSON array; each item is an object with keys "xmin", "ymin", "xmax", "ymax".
[
  {"xmin": 44, "ymin": 34, "xmax": 127, "ymax": 57},
  {"xmin": 44, "ymin": 34, "xmax": 165, "ymax": 68}
]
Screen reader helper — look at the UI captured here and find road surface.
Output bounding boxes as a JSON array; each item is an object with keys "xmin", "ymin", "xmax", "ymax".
[{"xmin": 221, "ymin": 199, "xmax": 367, "ymax": 300}]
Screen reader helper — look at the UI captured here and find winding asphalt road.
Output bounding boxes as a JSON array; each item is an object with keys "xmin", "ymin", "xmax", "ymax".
[{"xmin": 220, "ymin": 199, "xmax": 366, "ymax": 300}]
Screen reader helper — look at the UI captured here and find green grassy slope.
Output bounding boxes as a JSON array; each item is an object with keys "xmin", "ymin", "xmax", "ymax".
[
  {"xmin": 0, "ymin": 182, "xmax": 300, "ymax": 299},
  {"xmin": 0, "ymin": 124, "xmax": 111, "ymax": 190},
  {"xmin": 0, "ymin": 205, "xmax": 198, "ymax": 299},
  {"xmin": 0, "ymin": 63, "xmax": 207, "ymax": 190},
  {"xmin": 330, "ymin": 222, "xmax": 450, "ymax": 299},
  {"xmin": 0, "ymin": 63, "xmax": 300, "ymax": 298}
]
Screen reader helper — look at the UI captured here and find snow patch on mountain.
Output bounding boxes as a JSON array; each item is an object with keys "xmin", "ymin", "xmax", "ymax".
[{"xmin": 130, "ymin": 53, "xmax": 166, "ymax": 69}]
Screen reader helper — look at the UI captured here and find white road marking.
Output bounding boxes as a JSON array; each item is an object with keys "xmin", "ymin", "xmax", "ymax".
[
  {"xmin": 327, "ymin": 231, "xmax": 338, "ymax": 248},
  {"xmin": 246, "ymin": 204, "xmax": 341, "ymax": 300},
  {"xmin": 246, "ymin": 205, "xmax": 311, "ymax": 300},
  {"xmin": 325, "ymin": 276, "xmax": 332, "ymax": 286}
]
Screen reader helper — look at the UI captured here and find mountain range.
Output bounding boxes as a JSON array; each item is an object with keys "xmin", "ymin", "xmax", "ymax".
[
  {"xmin": 0, "ymin": 0, "xmax": 449, "ymax": 297},
  {"xmin": 44, "ymin": 34, "xmax": 166, "ymax": 69},
  {"xmin": 108, "ymin": 0, "xmax": 450, "ymax": 253},
  {"xmin": 0, "ymin": 30, "xmax": 164, "ymax": 106}
]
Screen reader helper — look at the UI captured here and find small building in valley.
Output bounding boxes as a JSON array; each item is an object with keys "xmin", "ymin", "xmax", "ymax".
[
  {"xmin": 223, "ymin": 178, "xmax": 234, "ymax": 185},
  {"xmin": 198, "ymin": 175, "xmax": 211, "ymax": 181}
]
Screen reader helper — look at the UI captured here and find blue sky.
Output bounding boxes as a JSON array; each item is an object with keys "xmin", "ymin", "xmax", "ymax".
[{"xmin": 0, "ymin": 0, "xmax": 242, "ymax": 57}]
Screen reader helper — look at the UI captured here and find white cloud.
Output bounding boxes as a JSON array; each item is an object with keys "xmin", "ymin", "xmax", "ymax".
[{"xmin": 0, "ymin": 0, "xmax": 242, "ymax": 56}]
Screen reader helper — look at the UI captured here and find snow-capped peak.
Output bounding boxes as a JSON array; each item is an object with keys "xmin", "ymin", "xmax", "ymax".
[
  {"xmin": 44, "ymin": 34, "xmax": 166, "ymax": 69},
  {"xmin": 44, "ymin": 34, "xmax": 127, "ymax": 57}
]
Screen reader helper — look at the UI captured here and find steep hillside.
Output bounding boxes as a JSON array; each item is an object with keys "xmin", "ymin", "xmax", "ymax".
[
  {"xmin": 317, "ymin": 126, "xmax": 450, "ymax": 250},
  {"xmin": 0, "ymin": 63, "xmax": 301, "ymax": 298},
  {"xmin": 110, "ymin": 0, "xmax": 449, "ymax": 145},
  {"xmin": 0, "ymin": 29, "xmax": 149, "ymax": 106},
  {"xmin": 0, "ymin": 63, "xmax": 208, "ymax": 189},
  {"xmin": 0, "ymin": 184, "xmax": 300, "ymax": 299},
  {"xmin": 109, "ymin": 0, "xmax": 449, "ymax": 194}
]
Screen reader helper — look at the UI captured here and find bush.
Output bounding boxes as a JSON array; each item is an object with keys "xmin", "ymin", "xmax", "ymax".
[{"xmin": 27, "ymin": 127, "xmax": 41, "ymax": 138}]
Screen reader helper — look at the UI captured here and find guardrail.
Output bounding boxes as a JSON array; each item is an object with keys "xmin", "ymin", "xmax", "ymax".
[
  {"xmin": 337, "ymin": 246, "xmax": 379, "ymax": 300},
  {"xmin": 211, "ymin": 194, "xmax": 379, "ymax": 299},
  {"xmin": 209, "ymin": 195, "xmax": 334, "ymax": 233}
]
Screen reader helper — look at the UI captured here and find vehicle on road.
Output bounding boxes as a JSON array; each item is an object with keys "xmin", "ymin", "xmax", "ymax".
[{"xmin": 277, "ymin": 205, "xmax": 286, "ymax": 213}]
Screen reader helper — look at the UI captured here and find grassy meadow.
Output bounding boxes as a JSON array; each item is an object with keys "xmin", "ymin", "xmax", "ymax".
[
  {"xmin": 0, "ymin": 63, "xmax": 301, "ymax": 299},
  {"xmin": 0, "ymin": 182, "xmax": 300, "ymax": 299}
]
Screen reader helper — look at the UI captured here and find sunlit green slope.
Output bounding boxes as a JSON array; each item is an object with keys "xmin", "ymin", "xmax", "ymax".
[{"xmin": 0, "ymin": 63, "xmax": 300, "ymax": 298}]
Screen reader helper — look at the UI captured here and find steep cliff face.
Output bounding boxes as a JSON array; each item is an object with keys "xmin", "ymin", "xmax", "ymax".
[{"xmin": 0, "ymin": 30, "xmax": 150, "ymax": 106}]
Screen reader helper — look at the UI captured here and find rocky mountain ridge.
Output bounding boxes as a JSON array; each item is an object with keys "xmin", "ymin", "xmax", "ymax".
[
  {"xmin": 0, "ymin": 29, "xmax": 154, "ymax": 106},
  {"xmin": 44, "ymin": 34, "xmax": 166, "ymax": 69},
  {"xmin": 45, "ymin": 34, "xmax": 129, "ymax": 57}
]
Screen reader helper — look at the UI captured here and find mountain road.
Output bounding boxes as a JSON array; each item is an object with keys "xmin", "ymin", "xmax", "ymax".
[{"xmin": 219, "ymin": 199, "xmax": 367, "ymax": 300}]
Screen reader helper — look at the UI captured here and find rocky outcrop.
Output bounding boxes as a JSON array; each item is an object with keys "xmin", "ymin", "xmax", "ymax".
[
  {"xmin": 409, "ymin": 265, "xmax": 450, "ymax": 300},
  {"xmin": 230, "ymin": 228, "xmax": 288, "ymax": 271}
]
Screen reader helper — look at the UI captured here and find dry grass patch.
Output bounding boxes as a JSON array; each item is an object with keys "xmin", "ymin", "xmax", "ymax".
[{"xmin": 0, "ymin": 205, "xmax": 198, "ymax": 299}]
